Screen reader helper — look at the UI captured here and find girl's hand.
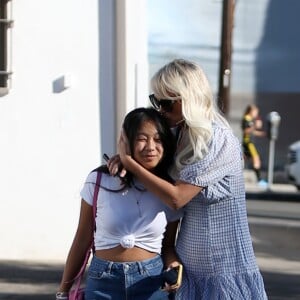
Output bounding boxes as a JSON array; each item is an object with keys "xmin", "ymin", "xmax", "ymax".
[{"xmin": 162, "ymin": 262, "xmax": 183, "ymax": 292}]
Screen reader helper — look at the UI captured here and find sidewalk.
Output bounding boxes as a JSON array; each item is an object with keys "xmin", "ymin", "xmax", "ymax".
[{"xmin": 244, "ymin": 169, "xmax": 300, "ymax": 201}]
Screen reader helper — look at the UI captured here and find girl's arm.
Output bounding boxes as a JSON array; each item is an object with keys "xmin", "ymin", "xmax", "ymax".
[
  {"xmin": 162, "ymin": 221, "xmax": 183, "ymax": 292},
  {"xmin": 162, "ymin": 221, "xmax": 181, "ymax": 268},
  {"xmin": 58, "ymin": 199, "xmax": 94, "ymax": 293},
  {"xmin": 118, "ymin": 131, "xmax": 202, "ymax": 209},
  {"xmin": 243, "ymin": 119, "xmax": 265, "ymax": 137},
  {"xmin": 253, "ymin": 128, "xmax": 266, "ymax": 137}
]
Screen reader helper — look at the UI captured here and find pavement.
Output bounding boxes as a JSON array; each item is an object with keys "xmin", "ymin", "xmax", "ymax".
[
  {"xmin": 244, "ymin": 169, "xmax": 300, "ymax": 201},
  {"xmin": 0, "ymin": 169, "xmax": 300, "ymax": 299}
]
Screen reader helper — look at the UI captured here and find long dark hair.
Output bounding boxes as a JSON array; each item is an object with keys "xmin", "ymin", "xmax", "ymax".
[{"xmin": 96, "ymin": 107, "xmax": 176, "ymax": 189}]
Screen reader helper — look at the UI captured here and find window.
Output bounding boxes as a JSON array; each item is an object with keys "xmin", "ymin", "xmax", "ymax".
[{"xmin": 0, "ymin": 0, "xmax": 13, "ymax": 95}]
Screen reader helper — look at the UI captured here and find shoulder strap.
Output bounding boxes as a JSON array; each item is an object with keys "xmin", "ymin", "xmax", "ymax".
[
  {"xmin": 92, "ymin": 171, "xmax": 101, "ymax": 220},
  {"xmin": 70, "ymin": 171, "xmax": 102, "ymax": 288}
]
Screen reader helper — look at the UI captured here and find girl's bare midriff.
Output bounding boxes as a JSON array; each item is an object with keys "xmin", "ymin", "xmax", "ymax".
[{"xmin": 95, "ymin": 245, "xmax": 157, "ymax": 262}]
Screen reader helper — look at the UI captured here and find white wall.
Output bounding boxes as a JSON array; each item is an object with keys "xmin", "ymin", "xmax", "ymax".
[
  {"xmin": 113, "ymin": 0, "xmax": 149, "ymax": 152},
  {"xmin": 0, "ymin": 0, "xmax": 100, "ymax": 261},
  {"xmin": 99, "ymin": 0, "xmax": 149, "ymax": 157},
  {"xmin": 0, "ymin": 0, "xmax": 149, "ymax": 262}
]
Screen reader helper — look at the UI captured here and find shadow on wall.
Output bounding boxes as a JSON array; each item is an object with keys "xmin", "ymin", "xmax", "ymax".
[
  {"xmin": 52, "ymin": 75, "xmax": 71, "ymax": 93},
  {"xmin": 254, "ymin": 0, "xmax": 300, "ymax": 170}
]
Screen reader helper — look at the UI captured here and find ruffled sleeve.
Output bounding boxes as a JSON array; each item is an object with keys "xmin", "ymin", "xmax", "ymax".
[{"xmin": 178, "ymin": 125, "xmax": 244, "ymax": 202}]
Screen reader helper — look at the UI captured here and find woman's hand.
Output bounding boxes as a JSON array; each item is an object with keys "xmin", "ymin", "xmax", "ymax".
[
  {"xmin": 106, "ymin": 130, "xmax": 131, "ymax": 177},
  {"xmin": 107, "ymin": 154, "xmax": 127, "ymax": 178},
  {"xmin": 117, "ymin": 129, "xmax": 134, "ymax": 170}
]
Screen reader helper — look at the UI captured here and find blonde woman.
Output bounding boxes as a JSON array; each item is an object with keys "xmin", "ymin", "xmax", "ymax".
[{"xmin": 110, "ymin": 59, "xmax": 268, "ymax": 299}]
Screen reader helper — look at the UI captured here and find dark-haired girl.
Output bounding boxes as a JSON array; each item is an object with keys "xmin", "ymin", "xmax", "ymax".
[{"xmin": 57, "ymin": 107, "xmax": 182, "ymax": 300}]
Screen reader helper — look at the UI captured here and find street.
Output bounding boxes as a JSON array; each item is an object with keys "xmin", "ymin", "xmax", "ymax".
[
  {"xmin": 247, "ymin": 199, "xmax": 300, "ymax": 300},
  {"xmin": 247, "ymin": 199, "xmax": 300, "ymax": 220},
  {"xmin": 0, "ymin": 199, "xmax": 299, "ymax": 299}
]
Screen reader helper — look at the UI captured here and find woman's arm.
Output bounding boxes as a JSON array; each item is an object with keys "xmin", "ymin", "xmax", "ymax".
[
  {"xmin": 118, "ymin": 131, "xmax": 202, "ymax": 209},
  {"xmin": 58, "ymin": 199, "xmax": 94, "ymax": 292}
]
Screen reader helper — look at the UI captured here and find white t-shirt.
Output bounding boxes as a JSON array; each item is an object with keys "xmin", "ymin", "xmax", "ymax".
[{"xmin": 80, "ymin": 171, "xmax": 183, "ymax": 254}]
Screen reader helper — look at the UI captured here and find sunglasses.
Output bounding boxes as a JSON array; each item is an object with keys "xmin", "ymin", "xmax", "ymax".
[{"xmin": 149, "ymin": 94, "xmax": 177, "ymax": 112}]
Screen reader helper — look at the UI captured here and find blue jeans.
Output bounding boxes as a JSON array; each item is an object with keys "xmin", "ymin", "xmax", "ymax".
[{"xmin": 84, "ymin": 255, "xmax": 169, "ymax": 300}]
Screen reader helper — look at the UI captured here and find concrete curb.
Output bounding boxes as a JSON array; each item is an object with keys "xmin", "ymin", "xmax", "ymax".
[{"xmin": 246, "ymin": 191, "xmax": 300, "ymax": 201}]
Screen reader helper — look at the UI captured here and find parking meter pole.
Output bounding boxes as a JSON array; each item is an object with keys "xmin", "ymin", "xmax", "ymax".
[
  {"xmin": 266, "ymin": 111, "xmax": 281, "ymax": 190},
  {"xmin": 267, "ymin": 139, "xmax": 275, "ymax": 188}
]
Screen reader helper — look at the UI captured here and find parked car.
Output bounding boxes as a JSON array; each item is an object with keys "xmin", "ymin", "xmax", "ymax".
[{"xmin": 286, "ymin": 140, "xmax": 300, "ymax": 190}]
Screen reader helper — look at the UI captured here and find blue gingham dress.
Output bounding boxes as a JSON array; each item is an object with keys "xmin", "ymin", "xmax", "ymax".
[{"xmin": 174, "ymin": 123, "xmax": 268, "ymax": 299}]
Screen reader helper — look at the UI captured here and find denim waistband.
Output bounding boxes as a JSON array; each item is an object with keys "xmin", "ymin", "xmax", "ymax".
[{"xmin": 90, "ymin": 254, "xmax": 162, "ymax": 274}]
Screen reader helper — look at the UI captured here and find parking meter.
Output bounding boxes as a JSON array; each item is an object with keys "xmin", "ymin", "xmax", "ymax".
[
  {"xmin": 266, "ymin": 111, "xmax": 281, "ymax": 188},
  {"xmin": 267, "ymin": 111, "xmax": 281, "ymax": 140}
]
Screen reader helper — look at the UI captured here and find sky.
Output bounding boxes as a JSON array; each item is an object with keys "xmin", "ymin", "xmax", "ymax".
[
  {"xmin": 146, "ymin": 0, "xmax": 297, "ymax": 93},
  {"xmin": 147, "ymin": 0, "xmax": 222, "ymax": 47}
]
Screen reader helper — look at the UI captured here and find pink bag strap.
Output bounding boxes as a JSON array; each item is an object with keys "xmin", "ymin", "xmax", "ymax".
[
  {"xmin": 71, "ymin": 171, "xmax": 102, "ymax": 290},
  {"xmin": 92, "ymin": 170, "xmax": 101, "ymax": 229}
]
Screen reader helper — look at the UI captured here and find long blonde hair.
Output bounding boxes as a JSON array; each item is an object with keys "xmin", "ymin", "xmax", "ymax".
[{"xmin": 150, "ymin": 59, "xmax": 230, "ymax": 170}]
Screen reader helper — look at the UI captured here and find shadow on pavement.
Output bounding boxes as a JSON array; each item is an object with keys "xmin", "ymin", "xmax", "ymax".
[
  {"xmin": 1, "ymin": 295, "xmax": 55, "ymax": 300},
  {"xmin": 1, "ymin": 260, "xmax": 300, "ymax": 299},
  {"xmin": 262, "ymin": 270, "xmax": 300, "ymax": 300},
  {"xmin": 0, "ymin": 260, "xmax": 63, "ymax": 300}
]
